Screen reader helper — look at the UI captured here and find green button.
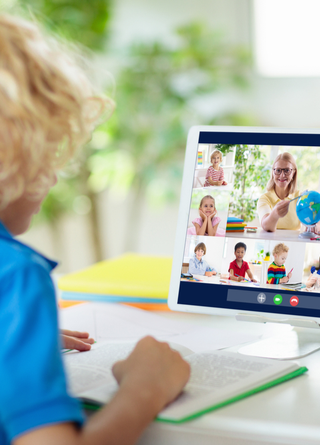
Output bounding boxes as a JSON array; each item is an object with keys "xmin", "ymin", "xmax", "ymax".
[{"xmin": 274, "ymin": 294, "xmax": 283, "ymax": 305}]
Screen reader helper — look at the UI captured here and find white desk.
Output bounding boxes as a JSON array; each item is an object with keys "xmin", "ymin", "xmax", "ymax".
[
  {"xmin": 189, "ymin": 274, "xmax": 284, "ymax": 290},
  {"xmin": 137, "ymin": 312, "xmax": 320, "ymax": 445},
  {"xmin": 227, "ymin": 228, "xmax": 315, "ymax": 243}
]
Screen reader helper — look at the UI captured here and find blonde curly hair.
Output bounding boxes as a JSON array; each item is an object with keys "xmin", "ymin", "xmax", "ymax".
[
  {"xmin": 273, "ymin": 243, "xmax": 289, "ymax": 256},
  {"xmin": 0, "ymin": 14, "xmax": 114, "ymax": 209}
]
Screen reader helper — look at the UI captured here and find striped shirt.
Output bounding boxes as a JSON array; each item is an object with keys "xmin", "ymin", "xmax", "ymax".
[
  {"xmin": 267, "ymin": 262, "xmax": 286, "ymax": 284},
  {"xmin": 204, "ymin": 166, "xmax": 224, "ymax": 187}
]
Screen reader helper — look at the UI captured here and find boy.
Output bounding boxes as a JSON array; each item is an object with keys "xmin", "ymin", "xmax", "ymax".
[
  {"xmin": 0, "ymin": 14, "xmax": 190, "ymax": 445},
  {"xmin": 229, "ymin": 242, "xmax": 257, "ymax": 282},
  {"xmin": 267, "ymin": 243, "xmax": 292, "ymax": 284},
  {"xmin": 188, "ymin": 242, "xmax": 217, "ymax": 276}
]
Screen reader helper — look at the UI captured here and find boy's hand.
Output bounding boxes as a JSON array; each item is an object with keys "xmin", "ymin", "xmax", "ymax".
[
  {"xmin": 112, "ymin": 336, "xmax": 190, "ymax": 413},
  {"xmin": 251, "ymin": 278, "xmax": 258, "ymax": 283},
  {"xmin": 237, "ymin": 276, "xmax": 242, "ymax": 282},
  {"xmin": 222, "ymin": 181, "xmax": 227, "ymax": 185},
  {"xmin": 281, "ymin": 276, "xmax": 289, "ymax": 283},
  {"xmin": 205, "ymin": 271, "xmax": 214, "ymax": 277},
  {"xmin": 60, "ymin": 329, "xmax": 94, "ymax": 351},
  {"xmin": 288, "ymin": 272, "xmax": 292, "ymax": 279},
  {"xmin": 215, "ymin": 180, "xmax": 223, "ymax": 186}
]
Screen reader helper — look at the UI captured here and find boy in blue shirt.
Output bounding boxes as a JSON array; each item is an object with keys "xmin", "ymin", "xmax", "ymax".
[
  {"xmin": 188, "ymin": 242, "xmax": 217, "ymax": 276},
  {"xmin": 0, "ymin": 14, "xmax": 189, "ymax": 445}
]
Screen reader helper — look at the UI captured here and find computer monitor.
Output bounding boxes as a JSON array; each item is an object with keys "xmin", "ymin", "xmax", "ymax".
[{"xmin": 168, "ymin": 126, "xmax": 320, "ymax": 359}]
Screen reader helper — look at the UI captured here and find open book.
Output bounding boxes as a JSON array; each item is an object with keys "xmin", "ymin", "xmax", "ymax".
[{"xmin": 63, "ymin": 341, "xmax": 307, "ymax": 423}]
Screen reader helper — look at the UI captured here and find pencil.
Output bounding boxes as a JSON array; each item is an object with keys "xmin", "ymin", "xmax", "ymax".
[{"xmin": 235, "ymin": 273, "xmax": 250, "ymax": 282}]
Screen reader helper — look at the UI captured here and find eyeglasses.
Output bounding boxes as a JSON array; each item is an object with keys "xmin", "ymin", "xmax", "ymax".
[{"xmin": 273, "ymin": 168, "xmax": 294, "ymax": 176}]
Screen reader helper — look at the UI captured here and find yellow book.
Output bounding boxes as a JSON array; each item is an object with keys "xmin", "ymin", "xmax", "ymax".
[{"xmin": 58, "ymin": 253, "xmax": 172, "ymax": 305}]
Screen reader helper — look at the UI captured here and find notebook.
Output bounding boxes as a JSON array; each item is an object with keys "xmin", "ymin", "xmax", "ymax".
[{"xmin": 58, "ymin": 253, "xmax": 172, "ymax": 306}]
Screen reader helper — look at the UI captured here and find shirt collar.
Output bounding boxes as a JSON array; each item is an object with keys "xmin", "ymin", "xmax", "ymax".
[
  {"xmin": 269, "ymin": 188, "xmax": 296, "ymax": 202},
  {"xmin": 0, "ymin": 220, "xmax": 58, "ymax": 271}
]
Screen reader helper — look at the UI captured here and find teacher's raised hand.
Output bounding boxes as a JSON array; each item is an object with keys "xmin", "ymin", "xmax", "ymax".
[{"xmin": 273, "ymin": 199, "xmax": 291, "ymax": 218}]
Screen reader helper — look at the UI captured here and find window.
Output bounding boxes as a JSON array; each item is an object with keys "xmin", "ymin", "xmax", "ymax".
[{"xmin": 254, "ymin": 0, "xmax": 320, "ymax": 76}]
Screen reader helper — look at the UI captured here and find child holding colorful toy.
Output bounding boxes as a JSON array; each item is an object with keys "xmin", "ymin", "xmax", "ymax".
[{"xmin": 267, "ymin": 243, "xmax": 292, "ymax": 284}]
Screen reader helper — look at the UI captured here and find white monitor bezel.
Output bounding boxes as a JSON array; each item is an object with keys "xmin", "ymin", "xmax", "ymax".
[{"xmin": 168, "ymin": 125, "xmax": 320, "ymax": 324}]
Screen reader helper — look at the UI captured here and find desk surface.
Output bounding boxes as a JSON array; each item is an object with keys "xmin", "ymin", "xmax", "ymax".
[
  {"xmin": 226, "ymin": 227, "xmax": 317, "ymax": 243},
  {"xmin": 189, "ymin": 274, "xmax": 291, "ymax": 291},
  {"xmin": 138, "ymin": 312, "xmax": 320, "ymax": 445}
]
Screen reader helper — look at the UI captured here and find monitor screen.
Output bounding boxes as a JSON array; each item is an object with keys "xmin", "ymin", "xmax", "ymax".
[{"xmin": 174, "ymin": 129, "xmax": 320, "ymax": 320}]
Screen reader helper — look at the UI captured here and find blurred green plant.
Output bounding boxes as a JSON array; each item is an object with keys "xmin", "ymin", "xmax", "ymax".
[
  {"xmin": 85, "ymin": 23, "xmax": 253, "ymax": 252},
  {"xmin": 5, "ymin": 0, "xmax": 113, "ymax": 260},
  {"xmin": 4, "ymin": 0, "xmax": 112, "ymax": 50},
  {"xmin": 12, "ymin": 8, "xmax": 254, "ymax": 259},
  {"xmin": 217, "ymin": 144, "xmax": 271, "ymax": 222}
]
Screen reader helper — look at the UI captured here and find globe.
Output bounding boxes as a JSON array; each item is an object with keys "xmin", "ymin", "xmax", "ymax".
[{"xmin": 296, "ymin": 190, "xmax": 320, "ymax": 226}]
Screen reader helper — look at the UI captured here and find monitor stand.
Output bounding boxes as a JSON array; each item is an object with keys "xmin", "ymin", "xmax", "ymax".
[{"xmin": 236, "ymin": 314, "xmax": 320, "ymax": 360}]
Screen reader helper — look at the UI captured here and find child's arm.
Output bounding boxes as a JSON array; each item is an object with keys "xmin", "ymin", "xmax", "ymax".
[
  {"xmin": 206, "ymin": 168, "xmax": 223, "ymax": 186},
  {"xmin": 220, "ymin": 168, "xmax": 227, "ymax": 185},
  {"xmin": 279, "ymin": 267, "xmax": 290, "ymax": 284},
  {"xmin": 205, "ymin": 270, "xmax": 215, "ymax": 277},
  {"xmin": 207, "ymin": 214, "xmax": 219, "ymax": 236},
  {"xmin": 15, "ymin": 337, "xmax": 190, "ymax": 445},
  {"xmin": 229, "ymin": 269, "xmax": 242, "ymax": 282},
  {"xmin": 205, "ymin": 271, "xmax": 214, "ymax": 276},
  {"xmin": 261, "ymin": 200, "xmax": 290, "ymax": 232},
  {"xmin": 267, "ymin": 266, "xmax": 288, "ymax": 284},
  {"xmin": 267, "ymin": 267, "xmax": 278, "ymax": 284},
  {"xmin": 306, "ymin": 273, "xmax": 318, "ymax": 288},
  {"xmin": 194, "ymin": 211, "xmax": 208, "ymax": 236},
  {"xmin": 246, "ymin": 269, "xmax": 257, "ymax": 283},
  {"xmin": 188, "ymin": 258, "xmax": 198, "ymax": 275},
  {"xmin": 204, "ymin": 261, "xmax": 216, "ymax": 277},
  {"xmin": 193, "ymin": 222, "xmax": 207, "ymax": 236},
  {"xmin": 207, "ymin": 177, "xmax": 223, "ymax": 186}
]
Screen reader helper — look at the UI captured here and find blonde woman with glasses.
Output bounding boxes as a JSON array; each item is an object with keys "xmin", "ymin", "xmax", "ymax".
[{"xmin": 257, "ymin": 152, "xmax": 300, "ymax": 232}]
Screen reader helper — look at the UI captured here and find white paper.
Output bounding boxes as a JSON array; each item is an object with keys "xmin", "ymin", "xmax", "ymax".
[
  {"xmin": 159, "ymin": 327, "xmax": 259, "ymax": 353},
  {"xmin": 59, "ymin": 302, "xmax": 258, "ymax": 350},
  {"xmin": 59, "ymin": 302, "xmax": 192, "ymax": 341}
]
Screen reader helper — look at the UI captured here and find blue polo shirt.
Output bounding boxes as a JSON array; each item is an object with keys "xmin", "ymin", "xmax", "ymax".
[
  {"xmin": 188, "ymin": 254, "xmax": 216, "ymax": 276},
  {"xmin": 0, "ymin": 221, "xmax": 84, "ymax": 444}
]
